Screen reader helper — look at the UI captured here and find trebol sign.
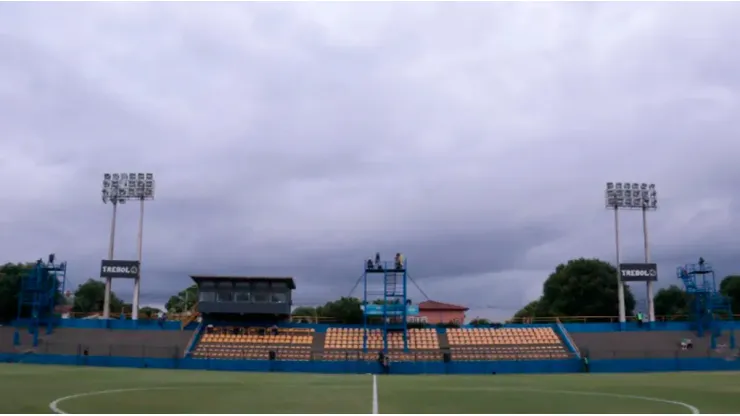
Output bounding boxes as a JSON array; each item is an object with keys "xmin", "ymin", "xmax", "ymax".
[
  {"xmin": 619, "ymin": 263, "xmax": 658, "ymax": 282},
  {"xmin": 100, "ymin": 260, "xmax": 140, "ymax": 278}
]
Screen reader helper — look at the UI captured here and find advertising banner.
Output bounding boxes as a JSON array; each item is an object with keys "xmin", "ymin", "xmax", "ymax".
[
  {"xmin": 362, "ymin": 304, "xmax": 419, "ymax": 316},
  {"xmin": 619, "ymin": 263, "xmax": 658, "ymax": 282},
  {"xmin": 100, "ymin": 260, "xmax": 140, "ymax": 278}
]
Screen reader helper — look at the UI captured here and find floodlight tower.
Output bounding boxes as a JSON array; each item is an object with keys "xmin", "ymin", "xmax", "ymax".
[
  {"xmin": 131, "ymin": 173, "xmax": 155, "ymax": 321},
  {"xmin": 605, "ymin": 182, "xmax": 658, "ymax": 326},
  {"xmin": 101, "ymin": 173, "xmax": 155, "ymax": 320},
  {"xmin": 101, "ymin": 173, "xmax": 126, "ymax": 319}
]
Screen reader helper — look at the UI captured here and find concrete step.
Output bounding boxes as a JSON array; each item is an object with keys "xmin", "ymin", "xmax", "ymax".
[
  {"xmin": 311, "ymin": 332, "xmax": 326, "ymax": 352},
  {"xmin": 437, "ymin": 331, "xmax": 450, "ymax": 349}
]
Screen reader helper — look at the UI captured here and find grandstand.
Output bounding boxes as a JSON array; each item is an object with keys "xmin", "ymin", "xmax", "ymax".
[
  {"xmin": 448, "ymin": 327, "xmax": 570, "ymax": 360},
  {"xmin": 11, "ymin": 252, "xmax": 740, "ymax": 380},
  {"xmin": 191, "ymin": 327, "xmax": 313, "ymax": 360}
]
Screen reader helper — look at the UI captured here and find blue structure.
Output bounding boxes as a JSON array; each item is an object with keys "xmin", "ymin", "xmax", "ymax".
[
  {"xmin": 677, "ymin": 259, "xmax": 736, "ymax": 349},
  {"xmin": 14, "ymin": 254, "xmax": 67, "ymax": 347},
  {"xmin": 362, "ymin": 254, "xmax": 409, "ymax": 352}
]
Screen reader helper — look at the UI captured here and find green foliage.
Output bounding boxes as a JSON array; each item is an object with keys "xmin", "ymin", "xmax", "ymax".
[
  {"xmin": 291, "ymin": 306, "xmax": 317, "ymax": 318},
  {"xmin": 513, "ymin": 300, "xmax": 544, "ymax": 318},
  {"xmin": 653, "ymin": 285, "xmax": 691, "ymax": 317},
  {"xmin": 0, "ymin": 263, "xmax": 35, "ymax": 323},
  {"xmin": 436, "ymin": 321, "xmax": 461, "ymax": 328},
  {"xmin": 165, "ymin": 284, "xmax": 197, "ymax": 313},
  {"xmin": 513, "ymin": 258, "xmax": 636, "ymax": 319},
  {"xmin": 72, "ymin": 279, "xmax": 124, "ymax": 314},
  {"xmin": 469, "ymin": 318, "xmax": 491, "ymax": 326},
  {"xmin": 720, "ymin": 275, "xmax": 740, "ymax": 314},
  {"xmin": 316, "ymin": 297, "xmax": 363, "ymax": 324},
  {"xmin": 139, "ymin": 306, "xmax": 163, "ymax": 319}
]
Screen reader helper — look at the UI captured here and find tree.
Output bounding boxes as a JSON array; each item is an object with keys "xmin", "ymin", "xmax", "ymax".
[
  {"xmin": 291, "ymin": 306, "xmax": 318, "ymax": 322},
  {"xmin": 315, "ymin": 297, "xmax": 363, "ymax": 324},
  {"xmin": 513, "ymin": 300, "xmax": 545, "ymax": 319},
  {"xmin": 653, "ymin": 285, "xmax": 691, "ymax": 317},
  {"xmin": 513, "ymin": 258, "xmax": 636, "ymax": 319},
  {"xmin": 72, "ymin": 279, "xmax": 124, "ymax": 314},
  {"xmin": 0, "ymin": 263, "xmax": 34, "ymax": 323},
  {"xmin": 165, "ymin": 284, "xmax": 197, "ymax": 313},
  {"xmin": 139, "ymin": 306, "xmax": 163, "ymax": 319},
  {"xmin": 720, "ymin": 275, "xmax": 740, "ymax": 314},
  {"xmin": 469, "ymin": 318, "xmax": 491, "ymax": 326}
]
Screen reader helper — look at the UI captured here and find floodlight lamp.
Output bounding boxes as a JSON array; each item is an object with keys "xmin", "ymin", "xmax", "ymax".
[
  {"xmin": 104, "ymin": 173, "xmax": 112, "ymax": 180},
  {"xmin": 112, "ymin": 173, "xmax": 120, "ymax": 181},
  {"xmin": 641, "ymin": 183, "xmax": 647, "ymax": 190},
  {"xmin": 615, "ymin": 182, "xmax": 622, "ymax": 189},
  {"xmin": 119, "ymin": 199, "xmax": 127, "ymax": 204},
  {"xmin": 632, "ymin": 183, "xmax": 639, "ymax": 190},
  {"xmin": 649, "ymin": 184, "xmax": 656, "ymax": 190},
  {"xmin": 120, "ymin": 173, "xmax": 128, "ymax": 181},
  {"xmin": 138, "ymin": 173, "xmax": 145, "ymax": 180},
  {"xmin": 145, "ymin": 180, "xmax": 153, "ymax": 188},
  {"xmin": 607, "ymin": 197, "xmax": 616, "ymax": 206},
  {"xmin": 119, "ymin": 189, "xmax": 127, "ymax": 197},
  {"xmin": 144, "ymin": 189, "xmax": 153, "ymax": 197},
  {"xmin": 146, "ymin": 173, "xmax": 153, "ymax": 180},
  {"xmin": 103, "ymin": 180, "xmax": 110, "ymax": 189},
  {"xmin": 606, "ymin": 182, "xmax": 614, "ymax": 189}
]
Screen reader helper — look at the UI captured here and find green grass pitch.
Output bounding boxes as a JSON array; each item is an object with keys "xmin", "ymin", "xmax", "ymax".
[{"xmin": 1, "ymin": 364, "xmax": 739, "ymax": 413}]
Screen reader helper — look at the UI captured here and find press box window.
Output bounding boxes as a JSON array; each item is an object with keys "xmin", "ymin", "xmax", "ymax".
[
  {"xmin": 198, "ymin": 281, "xmax": 216, "ymax": 302},
  {"xmin": 216, "ymin": 281, "xmax": 234, "ymax": 302},
  {"xmin": 234, "ymin": 282, "xmax": 251, "ymax": 303}
]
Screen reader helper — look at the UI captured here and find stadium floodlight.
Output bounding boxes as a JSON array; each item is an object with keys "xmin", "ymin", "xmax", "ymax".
[
  {"xmin": 100, "ymin": 172, "xmax": 156, "ymax": 321},
  {"xmin": 604, "ymin": 181, "xmax": 659, "ymax": 327},
  {"xmin": 605, "ymin": 182, "xmax": 658, "ymax": 210}
]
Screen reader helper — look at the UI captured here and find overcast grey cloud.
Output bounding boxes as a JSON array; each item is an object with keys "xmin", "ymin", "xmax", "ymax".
[{"xmin": 2, "ymin": 2, "xmax": 740, "ymax": 320}]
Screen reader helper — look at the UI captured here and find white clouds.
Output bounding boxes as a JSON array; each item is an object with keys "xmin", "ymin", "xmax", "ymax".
[{"xmin": 1, "ymin": 2, "xmax": 740, "ymax": 315}]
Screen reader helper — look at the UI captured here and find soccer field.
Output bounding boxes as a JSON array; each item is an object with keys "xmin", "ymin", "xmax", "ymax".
[{"xmin": 2, "ymin": 364, "xmax": 739, "ymax": 413}]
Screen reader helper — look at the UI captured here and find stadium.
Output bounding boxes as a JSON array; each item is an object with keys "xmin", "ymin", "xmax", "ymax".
[{"xmin": 2, "ymin": 240, "xmax": 740, "ymax": 413}]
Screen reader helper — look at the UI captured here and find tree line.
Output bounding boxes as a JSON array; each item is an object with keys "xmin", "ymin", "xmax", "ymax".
[
  {"xmin": 3, "ymin": 257, "xmax": 739, "ymax": 324},
  {"xmin": 512, "ymin": 258, "xmax": 740, "ymax": 321},
  {"xmin": 0, "ymin": 262, "xmax": 162, "ymax": 323}
]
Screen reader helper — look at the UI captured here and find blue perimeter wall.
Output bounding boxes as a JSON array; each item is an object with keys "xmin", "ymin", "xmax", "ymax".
[
  {"xmin": 6, "ymin": 318, "xmax": 739, "ymax": 375},
  {"xmin": 4, "ymin": 353, "xmax": 740, "ymax": 374}
]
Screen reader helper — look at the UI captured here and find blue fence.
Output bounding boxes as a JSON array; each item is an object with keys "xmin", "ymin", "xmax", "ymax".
[
  {"xmin": 0, "ymin": 353, "xmax": 580, "ymax": 374},
  {"xmin": 3, "ymin": 352, "xmax": 740, "ymax": 374}
]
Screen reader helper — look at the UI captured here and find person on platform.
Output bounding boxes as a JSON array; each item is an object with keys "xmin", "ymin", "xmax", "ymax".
[
  {"xmin": 375, "ymin": 252, "xmax": 382, "ymax": 269},
  {"xmin": 366, "ymin": 258, "xmax": 374, "ymax": 270},
  {"xmin": 636, "ymin": 311, "xmax": 644, "ymax": 328},
  {"xmin": 394, "ymin": 253, "xmax": 404, "ymax": 270}
]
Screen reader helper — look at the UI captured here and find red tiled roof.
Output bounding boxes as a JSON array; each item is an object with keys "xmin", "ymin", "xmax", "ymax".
[
  {"xmin": 54, "ymin": 305, "xmax": 73, "ymax": 313},
  {"xmin": 418, "ymin": 300, "xmax": 469, "ymax": 312}
]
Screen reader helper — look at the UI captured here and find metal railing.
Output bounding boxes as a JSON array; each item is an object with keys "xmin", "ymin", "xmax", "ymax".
[
  {"xmin": 556, "ymin": 317, "xmax": 580, "ymax": 358},
  {"xmin": 508, "ymin": 314, "xmax": 740, "ymax": 324}
]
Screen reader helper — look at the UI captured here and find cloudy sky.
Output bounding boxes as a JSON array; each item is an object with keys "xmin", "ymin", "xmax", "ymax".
[{"xmin": 1, "ymin": 2, "xmax": 740, "ymax": 320}]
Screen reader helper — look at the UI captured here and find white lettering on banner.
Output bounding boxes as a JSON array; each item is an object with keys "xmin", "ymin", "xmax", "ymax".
[
  {"xmin": 102, "ymin": 266, "xmax": 139, "ymax": 275},
  {"xmin": 621, "ymin": 269, "xmax": 657, "ymax": 278}
]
